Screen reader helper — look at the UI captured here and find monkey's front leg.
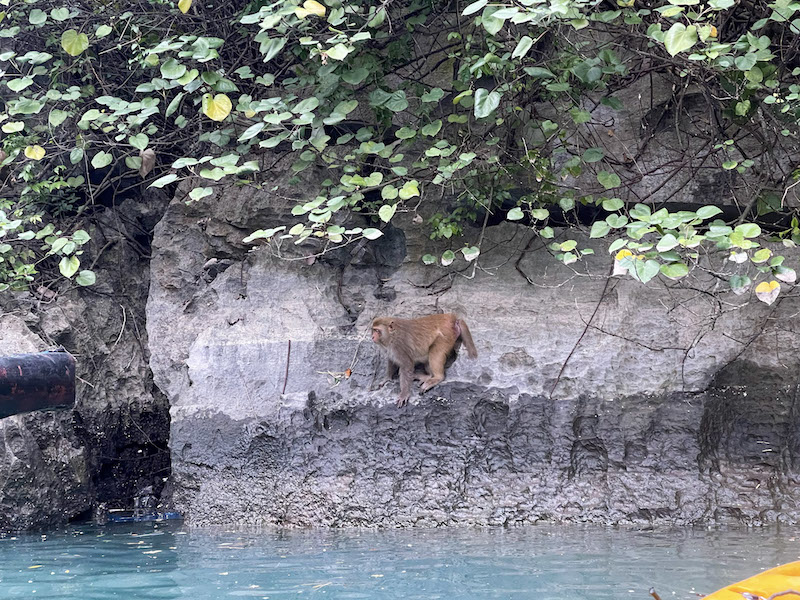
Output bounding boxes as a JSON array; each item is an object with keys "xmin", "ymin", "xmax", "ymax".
[{"xmin": 374, "ymin": 361, "xmax": 399, "ymax": 390}]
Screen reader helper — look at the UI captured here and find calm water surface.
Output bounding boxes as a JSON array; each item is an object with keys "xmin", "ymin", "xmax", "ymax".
[{"xmin": 0, "ymin": 522, "xmax": 798, "ymax": 599}]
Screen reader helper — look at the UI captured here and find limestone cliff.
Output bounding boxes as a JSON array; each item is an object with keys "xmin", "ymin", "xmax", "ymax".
[{"xmin": 146, "ymin": 158, "xmax": 800, "ymax": 527}]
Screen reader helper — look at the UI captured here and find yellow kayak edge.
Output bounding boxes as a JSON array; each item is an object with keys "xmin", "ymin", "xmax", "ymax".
[{"xmin": 704, "ymin": 561, "xmax": 800, "ymax": 600}]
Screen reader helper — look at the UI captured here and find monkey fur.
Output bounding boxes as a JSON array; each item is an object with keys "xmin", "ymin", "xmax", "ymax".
[{"xmin": 371, "ymin": 313, "xmax": 478, "ymax": 407}]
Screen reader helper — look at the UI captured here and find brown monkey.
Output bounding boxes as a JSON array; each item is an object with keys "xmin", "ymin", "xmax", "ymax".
[{"xmin": 371, "ymin": 313, "xmax": 478, "ymax": 407}]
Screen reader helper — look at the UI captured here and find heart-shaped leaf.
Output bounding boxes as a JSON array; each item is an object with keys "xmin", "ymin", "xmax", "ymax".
[
  {"xmin": 201, "ymin": 93, "xmax": 232, "ymax": 121},
  {"xmin": 61, "ymin": 29, "xmax": 89, "ymax": 56},
  {"xmin": 378, "ymin": 204, "xmax": 397, "ymax": 223},
  {"xmin": 755, "ymin": 280, "xmax": 780, "ymax": 305},
  {"xmin": 664, "ymin": 23, "xmax": 697, "ymax": 56},
  {"xmin": 24, "ymin": 145, "xmax": 45, "ymax": 160},
  {"xmin": 474, "ymin": 88, "xmax": 501, "ymax": 119}
]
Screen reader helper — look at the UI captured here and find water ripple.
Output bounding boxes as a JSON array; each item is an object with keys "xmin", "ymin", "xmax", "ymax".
[{"xmin": 0, "ymin": 524, "xmax": 797, "ymax": 599}]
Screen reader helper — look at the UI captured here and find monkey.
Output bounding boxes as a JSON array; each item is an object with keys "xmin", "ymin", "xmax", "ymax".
[{"xmin": 371, "ymin": 313, "xmax": 478, "ymax": 407}]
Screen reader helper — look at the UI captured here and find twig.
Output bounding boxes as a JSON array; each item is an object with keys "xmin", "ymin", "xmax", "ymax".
[
  {"xmin": 549, "ymin": 266, "xmax": 616, "ymax": 399},
  {"xmin": 112, "ymin": 304, "xmax": 127, "ymax": 349},
  {"xmin": 282, "ymin": 339, "xmax": 291, "ymax": 394}
]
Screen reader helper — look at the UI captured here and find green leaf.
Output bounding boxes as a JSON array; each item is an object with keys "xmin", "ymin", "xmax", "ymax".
[
  {"xmin": 608, "ymin": 238, "xmax": 627, "ymax": 253},
  {"xmin": 52, "ymin": 8, "xmax": 71, "ymax": 21},
  {"xmin": 663, "ymin": 23, "xmax": 697, "ymax": 56},
  {"xmin": 474, "ymin": 88, "xmax": 501, "ymax": 119},
  {"xmin": 326, "ymin": 43, "xmax": 351, "ymax": 61},
  {"xmin": 634, "ymin": 259, "xmax": 660, "ymax": 283},
  {"xmin": 696, "ymin": 205, "xmax": 722, "ymax": 220},
  {"xmin": 91, "ymin": 151, "xmax": 113, "ymax": 169},
  {"xmin": 384, "ymin": 91, "xmax": 408, "ymax": 112},
  {"xmin": 659, "ymin": 263, "xmax": 688, "ymax": 279},
  {"xmin": 512, "ymin": 36, "xmax": 534, "ymax": 59},
  {"xmin": 189, "ymin": 187, "xmax": 213, "ymax": 201},
  {"xmin": 421, "ymin": 88, "xmax": 445, "ymax": 103},
  {"xmin": 59, "ymin": 255, "xmax": 80, "ymax": 278},
  {"xmin": 601, "ymin": 197, "xmax": 623, "ymax": 211},
  {"xmin": 751, "ymin": 248, "xmax": 772, "ymax": 263},
  {"xmin": 48, "ymin": 109, "xmax": 69, "ymax": 127},
  {"xmin": 422, "ymin": 254, "xmax": 437, "ymax": 265},
  {"xmin": 559, "ymin": 240, "xmax": 578, "ymax": 252},
  {"xmin": 378, "ymin": 204, "xmax": 397, "ymax": 223},
  {"xmin": 7, "ymin": 77, "xmax": 33, "ymax": 92},
  {"xmin": 507, "ymin": 207, "xmax": 524, "ymax": 221},
  {"xmin": 70, "ymin": 148, "xmax": 84, "ymax": 164},
  {"xmin": 129, "ymin": 133, "xmax": 149, "ymax": 150},
  {"xmin": 481, "ymin": 6, "xmax": 504, "ymax": 36},
  {"xmin": 463, "ymin": 0, "xmax": 487, "ymax": 15},
  {"xmin": 61, "ymin": 29, "xmax": 89, "ymax": 56},
  {"xmin": 590, "ymin": 221, "xmax": 610, "ymax": 238},
  {"xmin": 29, "ymin": 9, "xmax": 47, "ymax": 25},
  {"xmin": 76, "ymin": 270, "xmax": 96, "ymax": 286},
  {"xmin": 656, "ymin": 233, "xmax": 679, "ymax": 252},
  {"xmin": 363, "ymin": 228, "xmax": 383, "ymax": 240},
  {"xmin": 421, "ymin": 120, "xmax": 442, "ymax": 136},
  {"xmin": 166, "ymin": 92, "xmax": 184, "ymax": 118},
  {"xmin": 441, "ymin": 250, "xmax": 456, "ymax": 266},
  {"xmin": 729, "ymin": 274, "xmax": 751, "ymax": 295},
  {"xmin": 583, "ymin": 147, "xmax": 604, "ymax": 163},
  {"xmin": 12, "ymin": 98, "xmax": 44, "ymax": 114},
  {"xmin": 396, "ymin": 127, "xmax": 417, "ymax": 140},
  {"xmin": 399, "ymin": 180, "xmax": 420, "ymax": 199},
  {"xmin": 261, "ymin": 38, "xmax": 286, "ymax": 62},
  {"xmin": 735, "ymin": 54, "xmax": 757, "ymax": 71},
  {"xmin": 461, "ymin": 246, "xmax": 480, "ymax": 262},
  {"xmin": 95, "ymin": 24, "xmax": 112, "ymax": 37},
  {"xmin": 161, "ymin": 58, "xmax": 187, "ymax": 80},
  {"xmin": 342, "ymin": 68, "xmax": 369, "ymax": 85},
  {"xmin": 238, "ymin": 122, "xmax": 264, "ymax": 142},
  {"xmin": 335, "ymin": 100, "xmax": 358, "ymax": 115},
  {"xmin": 381, "ymin": 185, "xmax": 398, "ymax": 200},
  {"xmin": 597, "ymin": 171, "xmax": 621, "ymax": 189},
  {"xmin": 629, "ymin": 204, "xmax": 651, "ymax": 221},
  {"xmin": 735, "ymin": 223, "xmax": 761, "ymax": 238},
  {"xmin": 293, "ymin": 97, "xmax": 320, "ymax": 113},
  {"xmin": 523, "ymin": 67, "xmax": 555, "ymax": 78},
  {"xmin": 149, "ymin": 173, "xmax": 179, "ymax": 188}
]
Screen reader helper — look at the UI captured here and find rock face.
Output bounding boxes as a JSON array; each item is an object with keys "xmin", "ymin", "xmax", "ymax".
[
  {"xmin": 147, "ymin": 158, "xmax": 800, "ymax": 527},
  {"xmin": 0, "ymin": 195, "xmax": 171, "ymax": 531}
]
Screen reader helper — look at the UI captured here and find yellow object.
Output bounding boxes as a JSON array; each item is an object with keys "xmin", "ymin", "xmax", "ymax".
[{"xmin": 704, "ymin": 561, "xmax": 800, "ymax": 600}]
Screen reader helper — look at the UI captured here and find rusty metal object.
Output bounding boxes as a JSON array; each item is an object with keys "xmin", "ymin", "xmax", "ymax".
[{"xmin": 0, "ymin": 350, "xmax": 76, "ymax": 418}]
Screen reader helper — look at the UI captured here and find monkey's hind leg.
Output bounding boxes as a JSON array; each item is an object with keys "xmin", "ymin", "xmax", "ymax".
[{"xmin": 419, "ymin": 343, "xmax": 448, "ymax": 393}]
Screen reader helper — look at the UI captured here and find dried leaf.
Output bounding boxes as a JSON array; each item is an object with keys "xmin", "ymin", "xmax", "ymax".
[{"xmin": 139, "ymin": 148, "xmax": 155, "ymax": 178}]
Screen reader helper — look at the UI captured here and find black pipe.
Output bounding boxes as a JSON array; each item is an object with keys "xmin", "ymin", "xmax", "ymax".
[{"xmin": 0, "ymin": 350, "xmax": 76, "ymax": 418}]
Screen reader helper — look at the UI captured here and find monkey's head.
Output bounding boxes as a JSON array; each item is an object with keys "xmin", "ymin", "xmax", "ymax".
[{"xmin": 371, "ymin": 317, "xmax": 394, "ymax": 346}]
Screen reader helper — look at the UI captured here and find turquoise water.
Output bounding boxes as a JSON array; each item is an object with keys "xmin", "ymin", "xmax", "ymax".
[{"xmin": 0, "ymin": 523, "xmax": 798, "ymax": 599}]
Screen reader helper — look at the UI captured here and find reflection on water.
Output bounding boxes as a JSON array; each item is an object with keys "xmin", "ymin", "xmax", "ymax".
[{"xmin": 0, "ymin": 523, "xmax": 798, "ymax": 599}]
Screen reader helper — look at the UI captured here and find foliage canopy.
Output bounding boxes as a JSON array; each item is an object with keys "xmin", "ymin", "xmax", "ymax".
[{"xmin": 1, "ymin": 0, "xmax": 799, "ymax": 303}]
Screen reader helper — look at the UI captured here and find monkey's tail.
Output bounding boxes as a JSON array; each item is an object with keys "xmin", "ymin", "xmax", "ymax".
[{"xmin": 458, "ymin": 319, "xmax": 478, "ymax": 359}]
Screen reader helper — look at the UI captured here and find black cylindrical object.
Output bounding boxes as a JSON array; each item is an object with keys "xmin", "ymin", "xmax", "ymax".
[{"xmin": 0, "ymin": 350, "xmax": 76, "ymax": 418}]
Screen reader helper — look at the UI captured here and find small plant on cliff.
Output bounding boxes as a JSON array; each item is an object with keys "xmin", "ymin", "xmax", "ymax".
[{"xmin": 0, "ymin": 0, "xmax": 798, "ymax": 305}]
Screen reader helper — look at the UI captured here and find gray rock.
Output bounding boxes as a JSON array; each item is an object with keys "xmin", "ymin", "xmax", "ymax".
[
  {"xmin": 0, "ymin": 193, "xmax": 171, "ymax": 531},
  {"xmin": 148, "ymin": 160, "xmax": 800, "ymax": 527}
]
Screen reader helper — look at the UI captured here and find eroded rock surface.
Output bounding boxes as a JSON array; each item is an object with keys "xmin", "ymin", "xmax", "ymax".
[
  {"xmin": 148, "ymin": 155, "xmax": 800, "ymax": 527},
  {"xmin": 0, "ymin": 194, "xmax": 171, "ymax": 530}
]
